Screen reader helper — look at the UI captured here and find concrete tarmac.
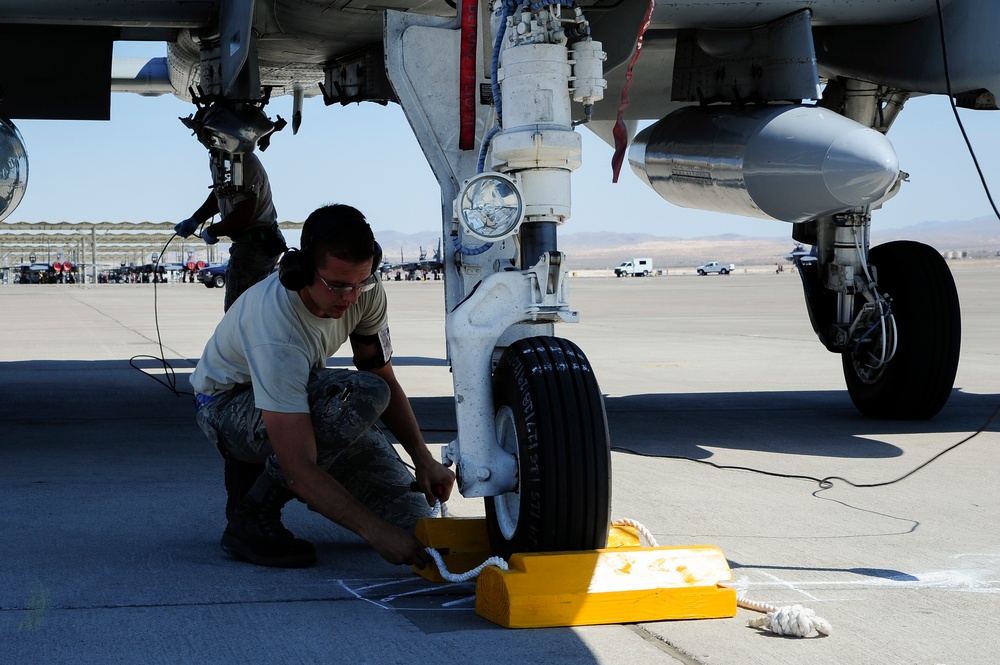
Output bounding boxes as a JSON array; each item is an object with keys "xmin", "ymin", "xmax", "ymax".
[{"xmin": 2, "ymin": 263, "xmax": 998, "ymax": 664}]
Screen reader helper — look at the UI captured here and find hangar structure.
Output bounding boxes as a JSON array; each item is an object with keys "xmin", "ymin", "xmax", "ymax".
[{"xmin": 0, "ymin": 220, "xmax": 303, "ymax": 282}]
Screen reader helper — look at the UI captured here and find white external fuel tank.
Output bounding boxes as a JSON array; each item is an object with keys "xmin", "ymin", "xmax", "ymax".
[{"xmin": 628, "ymin": 105, "xmax": 900, "ymax": 223}]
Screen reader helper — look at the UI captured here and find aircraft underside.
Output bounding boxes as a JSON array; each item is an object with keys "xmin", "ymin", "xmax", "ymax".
[{"xmin": 0, "ymin": 0, "xmax": 990, "ymax": 556}]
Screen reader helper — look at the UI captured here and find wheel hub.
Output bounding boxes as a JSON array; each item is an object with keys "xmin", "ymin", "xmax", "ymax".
[
  {"xmin": 491, "ymin": 405, "xmax": 521, "ymax": 540},
  {"xmin": 848, "ymin": 302, "xmax": 896, "ymax": 385}
]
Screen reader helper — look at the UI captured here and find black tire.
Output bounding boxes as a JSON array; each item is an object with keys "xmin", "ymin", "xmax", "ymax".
[
  {"xmin": 486, "ymin": 336, "xmax": 611, "ymax": 558},
  {"xmin": 212, "ymin": 274, "xmax": 226, "ymax": 288},
  {"xmin": 697, "ymin": 269, "xmax": 705, "ymax": 276},
  {"xmin": 720, "ymin": 268, "xmax": 729, "ymax": 275},
  {"xmin": 842, "ymin": 241, "xmax": 961, "ymax": 419}
]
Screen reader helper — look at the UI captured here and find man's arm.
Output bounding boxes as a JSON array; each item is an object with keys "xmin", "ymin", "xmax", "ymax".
[
  {"xmin": 205, "ymin": 195, "xmax": 259, "ymax": 238},
  {"xmin": 190, "ymin": 191, "xmax": 219, "ymax": 224},
  {"xmin": 261, "ymin": 409, "xmax": 432, "ymax": 567},
  {"xmin": 351, "ymin": 336, "xmax": 456, "ymax": 503}
]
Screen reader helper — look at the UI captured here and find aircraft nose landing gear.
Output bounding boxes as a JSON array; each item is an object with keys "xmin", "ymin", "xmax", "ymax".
[{"xmin": 487, "ymin": 336, "xmax": 611, "ymax": 559}]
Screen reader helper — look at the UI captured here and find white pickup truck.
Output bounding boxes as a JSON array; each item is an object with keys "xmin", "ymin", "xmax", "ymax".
[
  {"xmin": 696, "ymin": 261, "xmax": 735, "ymax": 275},
  {"xmin": 615, "ymin": 257, "xmax": 653, "ymax": 277}
]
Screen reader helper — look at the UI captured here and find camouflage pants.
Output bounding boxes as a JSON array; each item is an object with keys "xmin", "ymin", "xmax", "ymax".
[
  {"xmin": 195, "ymin": 368, "xmax": 430, "ymax": 530},
  {"xmin": 224, "ymin": 241, "xmax": 279, "ymax": 312}
]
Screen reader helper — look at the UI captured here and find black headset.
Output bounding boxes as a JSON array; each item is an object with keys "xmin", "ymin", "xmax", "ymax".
[{"xmin": 278, "ymin": 235, "xmax": 382, "ymax": 291}]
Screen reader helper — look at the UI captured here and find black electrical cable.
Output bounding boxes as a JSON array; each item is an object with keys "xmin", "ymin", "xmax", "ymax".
[
  {"xmin": 935, "ymin": 0, "xmax": 1000, "ymax": 222},
  {"xmin": 611, "ymin": 397, "xmax": 1000, "ymax": 491},
  {"xmin": 128, "ymin": 232, "xmax": 195, "ymax": 398}
]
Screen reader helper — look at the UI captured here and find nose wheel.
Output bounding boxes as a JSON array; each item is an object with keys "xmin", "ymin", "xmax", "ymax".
[{"xmin": 486, "ymin": 336, "xmax": 612, "ymax": 559}]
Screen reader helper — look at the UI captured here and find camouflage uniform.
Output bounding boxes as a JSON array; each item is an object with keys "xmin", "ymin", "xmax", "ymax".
[{"xmin": 196, "ymin": 368, "xmax": 430, "ymax": 531}]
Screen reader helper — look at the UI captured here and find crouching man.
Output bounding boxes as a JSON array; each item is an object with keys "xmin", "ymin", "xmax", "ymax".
[{"xmin": 190, "ymin": 203, "xmax": 455, "ymax": 568}]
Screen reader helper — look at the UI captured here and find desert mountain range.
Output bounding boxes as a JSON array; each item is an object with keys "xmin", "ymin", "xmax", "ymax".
[{"xmin": 375, "ymin": 216, "xmax": 1000, "ymax": 270}]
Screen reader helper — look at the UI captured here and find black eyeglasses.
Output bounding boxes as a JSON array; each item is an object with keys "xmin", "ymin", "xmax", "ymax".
[{"xmin": 315, "ymin": 272, "xmax": 378, "ymax": 298}]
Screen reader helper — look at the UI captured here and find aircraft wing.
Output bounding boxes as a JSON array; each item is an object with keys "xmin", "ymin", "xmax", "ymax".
[{"xmin": 1, "ymin": 1, "xmax": 995, "ymax": 119}]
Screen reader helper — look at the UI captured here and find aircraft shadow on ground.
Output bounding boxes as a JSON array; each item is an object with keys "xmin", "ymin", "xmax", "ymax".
[
  {"xmin": 407, "ymin": 389, "xmax": 1000, "ymax": 462},
  {"xmin": 5, "ymin": 360, "xmax": 997, "ymax": 465},
  {"xmin": 602, "ymin": 390, "xmax": 1000, "ymax": 461},
  {"xmin": 0, "ymin": 358, "xmax": 199, "ymax": 421}
]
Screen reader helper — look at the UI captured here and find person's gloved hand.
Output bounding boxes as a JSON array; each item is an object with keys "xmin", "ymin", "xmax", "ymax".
[
  {"xmin": 174, "ymin": 216, "xmax": 199, "ymax": 238},
  {"xmin": 201, "ymin": 229, "xmax": 219, "ymax": 245}
]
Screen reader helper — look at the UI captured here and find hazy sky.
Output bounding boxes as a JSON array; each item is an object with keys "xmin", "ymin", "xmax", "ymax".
[{"xmin": 8, "ymin": 42, "xmax": 1000, "ymax": 246}]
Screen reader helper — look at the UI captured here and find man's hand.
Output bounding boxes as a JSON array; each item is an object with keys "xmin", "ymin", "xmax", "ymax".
[
  {"xmin": 369, "ymin": 524, "xmax": 432, "ymax": 568},
  {"xmin": 174, "ymin": 216, "xmax": 199, "ymax": 238},
  {"xmin": 201, "ymin": 229, "xmax": 219, "ymax": 245},
  {"xmin": 414, "ymin": 459, "xmax": 456, "ymax": 505}
]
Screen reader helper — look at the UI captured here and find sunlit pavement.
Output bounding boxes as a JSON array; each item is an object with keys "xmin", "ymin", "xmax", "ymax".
[{"xmin": 2, "ymin": 264, "xmax": 998, "ymax": 664}]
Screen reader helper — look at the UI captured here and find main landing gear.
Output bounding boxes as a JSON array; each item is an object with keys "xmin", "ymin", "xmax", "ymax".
[
  {"xmin": 796, "ymin": 216, "xmax": 961, "ymax": 420},
  {"xmin": 842, "ymin": 241, "xmax": 961, "ymax": 419}
]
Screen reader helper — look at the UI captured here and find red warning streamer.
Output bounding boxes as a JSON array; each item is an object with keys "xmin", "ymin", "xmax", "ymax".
[
  {"xmin": 459, "ymin": 0, "xmax": 479, "ymax": 151},
  {"xmin": 611, "ymin": 0, "xmax": 656, "ymax": 183}
]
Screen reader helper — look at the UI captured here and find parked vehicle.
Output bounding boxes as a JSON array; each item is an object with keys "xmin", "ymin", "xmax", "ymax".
[
  {"xmin": 17, "ymin": 263, "xmax": 56, "ymax": 284},
  {"xmin": 696, "ymin": 261, "xmax": 735, "ymax": 275},
  {"xmin": 614, "ymin": 257, "xmax": 653, "ymax": 277},
  {"xmin": 197, "ymin": 262, "xmax": 228, "ymax": 288}
]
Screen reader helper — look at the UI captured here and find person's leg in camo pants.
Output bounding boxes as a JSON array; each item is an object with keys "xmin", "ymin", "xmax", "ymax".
[{"xmin": 196, "ymin": 368, "xmax": 430, "ymax": 531}]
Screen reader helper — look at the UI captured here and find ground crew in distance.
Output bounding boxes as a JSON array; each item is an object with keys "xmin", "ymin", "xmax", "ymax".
[
  {"xmin": 174, "ymin": 149, "xmax": 287, "ymax": 312},
  {"xmin": 174, "ymin": 147, "xmax": 289, "ymax": 539},
  {"xmin": 189, "ymin": 203, "xmax": 455, "ymax": 568}
]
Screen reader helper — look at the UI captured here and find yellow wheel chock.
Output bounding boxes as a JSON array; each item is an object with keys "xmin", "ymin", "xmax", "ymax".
[{"xmin": 413, "ymin": 517, "xmax": 737, "ymax": 628}]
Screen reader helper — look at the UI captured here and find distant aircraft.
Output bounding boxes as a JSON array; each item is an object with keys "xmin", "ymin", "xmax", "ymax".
[
  {"xmin": 0, "ymin": 0, "xmax": 986, "ymax": 557},
  {"xmin": 784, "ymin": 244, "xmax": 818, "ymax": 266},
  {"xmin": 384, "ymin": 240, "xmax": 444, "ymax": 279}
]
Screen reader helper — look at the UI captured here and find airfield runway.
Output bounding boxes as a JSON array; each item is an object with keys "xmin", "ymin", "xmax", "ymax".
[{"xmin": 2, "ymin": 263, "xmax": 998, "ymax": 664}]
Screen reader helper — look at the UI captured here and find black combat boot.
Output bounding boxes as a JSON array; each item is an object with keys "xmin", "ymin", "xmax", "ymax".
[
  {"xmin": 220, "ymin": 474, "xmax": 317, "ymax": 568},
  {"xmin": 224, "ymin": 459, "xmax": 265, "ymax": 521}
]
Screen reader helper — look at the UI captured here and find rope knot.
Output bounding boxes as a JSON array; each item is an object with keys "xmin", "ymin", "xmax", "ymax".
[{"xmin": 747, "ymin": 604, "xmax": 833, "ymax": 638}]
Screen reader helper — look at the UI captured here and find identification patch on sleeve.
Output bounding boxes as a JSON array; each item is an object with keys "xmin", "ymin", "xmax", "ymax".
[
  {"xmin": 351, "ymin": 327, "xmax": 393, "ymax": 370},
  {"xmin": 378, "ymin": 327, "xmax": 393, "ymax": 364}
]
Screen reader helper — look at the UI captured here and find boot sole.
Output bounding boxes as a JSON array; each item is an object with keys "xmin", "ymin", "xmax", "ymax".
[{"xmin": 220, "ymin": 533, "xmax": 317, "ymax": 568}]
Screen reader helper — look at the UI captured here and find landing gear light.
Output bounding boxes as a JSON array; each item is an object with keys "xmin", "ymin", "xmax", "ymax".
[{"xmin": 456, "ymin": 172, "xmax": 524, "ymax": 242}]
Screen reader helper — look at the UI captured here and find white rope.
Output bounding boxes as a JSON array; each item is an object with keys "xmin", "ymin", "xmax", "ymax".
[
  {"xmin": 422, "ymin": 499, "xmax": 505, "ymax": 582},
  {"xmin": 611, "ymin": 518, "xmax": 659, "ymax": 547},
  {"xmin": 615, "ymin": 518, "xmax": 833, "ymax": 638},
  {"xmin": 429, "ymin": 499, "xmax": 449, "ymax": 518},
  {"xmin": 740, "ymin": 597, "xmax": 833, "ymax": 638},
  {"xmin": 424, "ymin": 547, "xmax": 508, "ymax": 582}
]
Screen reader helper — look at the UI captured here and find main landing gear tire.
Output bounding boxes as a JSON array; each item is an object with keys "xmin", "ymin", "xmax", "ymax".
[
  {"xmin": 486, "ymin": 336, "xmax": 612, "ymax": 559},
  {"xmin": 842, "ymin": 240, "xmax": 961, "ymax": 419}
]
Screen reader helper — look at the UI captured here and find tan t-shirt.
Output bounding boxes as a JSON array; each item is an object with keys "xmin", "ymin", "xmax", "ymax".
[{"xmin": 190, "ymin": 272, "xmax": 388, "ymax": 413}]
